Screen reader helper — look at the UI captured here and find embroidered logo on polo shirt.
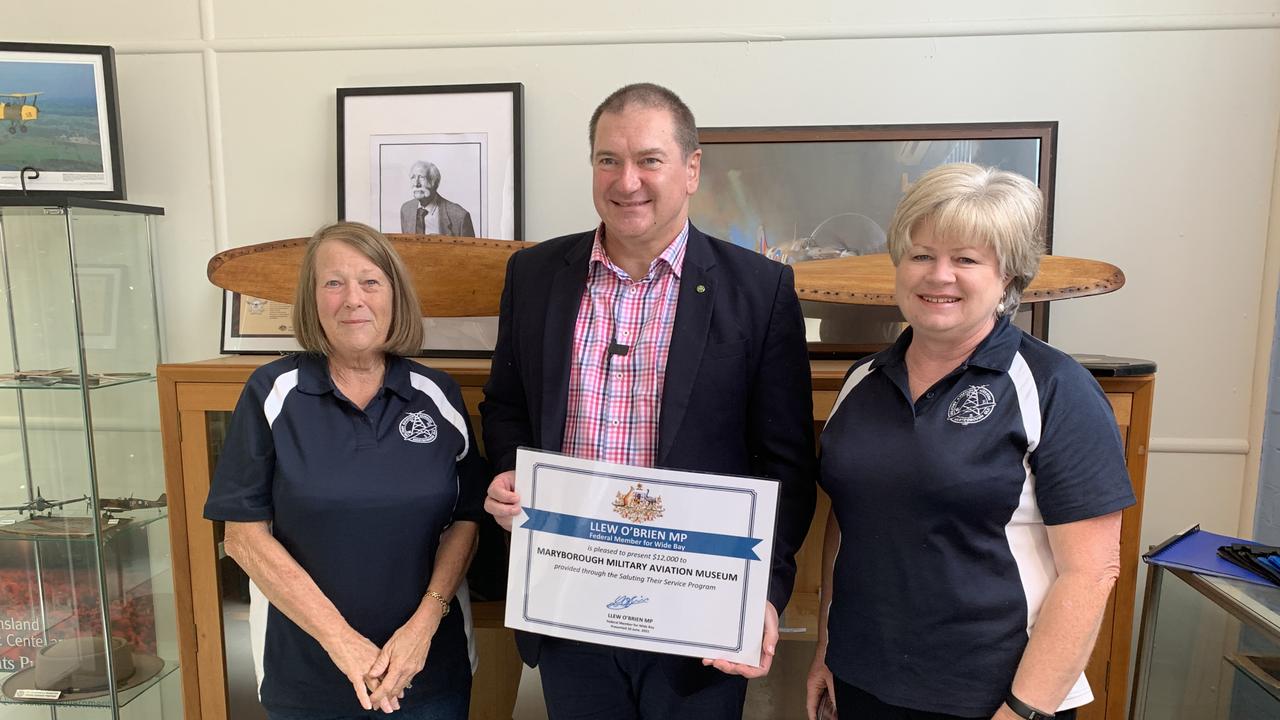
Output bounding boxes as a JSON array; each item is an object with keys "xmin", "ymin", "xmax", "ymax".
[
  {"xmin": 947, "ymin": 385, "xmax": 996, "ymax": 425},
  {"xmin": 399, "ymin": 411, "xmax": 438, "ymax": 444}
]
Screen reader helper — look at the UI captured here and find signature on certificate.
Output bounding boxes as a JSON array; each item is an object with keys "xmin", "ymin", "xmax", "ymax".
[{"xmin": 606, "ymin": 595, "xmax": 650, "ymax": 610}]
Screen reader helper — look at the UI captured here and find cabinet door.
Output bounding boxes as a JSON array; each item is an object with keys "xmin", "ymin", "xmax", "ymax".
[{"xmin": 1074, "ymin": 392, "xmax": 1129, "ymax": 720}]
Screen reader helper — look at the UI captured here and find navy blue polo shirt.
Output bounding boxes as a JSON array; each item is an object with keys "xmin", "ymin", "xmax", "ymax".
[
  {"xmin": 204, "ymin": 353, "xmax": 486, "ymax": 712},
  {"xmin": 819, "ymin": 316, "xmax": 1134, "ymax": 717}
]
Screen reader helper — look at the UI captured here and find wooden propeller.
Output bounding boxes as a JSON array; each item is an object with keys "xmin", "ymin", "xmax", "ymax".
[
  {"xmin": 791, "ymin": 254, "xmax": 1125, "ymax": 306},
  {"xmin": 207, "ymin": 234, "xmax": 533, "ymax": 317}
]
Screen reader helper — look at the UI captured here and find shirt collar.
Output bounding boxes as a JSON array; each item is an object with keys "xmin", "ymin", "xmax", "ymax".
[
  {"xmin": 295, "ymin": 352, "xmax": 414, "ymax": 400},
  {"xmin": 590, "ymin": 220, "xmax": 689, "ymax": 281},
  {"xmin": 870, "ymin": 314, "xmax": 1021, "ymax": 372}
]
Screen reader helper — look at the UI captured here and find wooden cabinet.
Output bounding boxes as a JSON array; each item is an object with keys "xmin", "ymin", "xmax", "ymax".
[{"xmin": 159, "ymin": 357, "xmax": 1151, "ymax": 720}]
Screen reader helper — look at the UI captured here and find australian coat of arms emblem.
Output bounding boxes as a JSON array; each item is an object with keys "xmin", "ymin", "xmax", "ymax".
[{"xmin": 612, "ymin": 483, "xmax": 664, "ymax": 523}]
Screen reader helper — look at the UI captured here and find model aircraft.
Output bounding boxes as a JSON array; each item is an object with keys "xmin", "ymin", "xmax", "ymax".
[
  {"xmin": 0, "ymin": 92, "xmax": 40, "ymax": 134},
  {"xmin": 98, "ymin": 493, "xmax": 167, "ymax": 513},
  {"xmin": 0, "ymin": 488, "xmax": 88, "ymax": 516}
]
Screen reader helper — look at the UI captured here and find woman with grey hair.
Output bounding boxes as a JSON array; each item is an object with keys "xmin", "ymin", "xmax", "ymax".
[
  {"xmin": 806, "ymin": 164, "xmax": 1134, "ymax": 720},
  {"xmin": 205, "ymin": 221, "xmax": 485, "ymax": 719}
]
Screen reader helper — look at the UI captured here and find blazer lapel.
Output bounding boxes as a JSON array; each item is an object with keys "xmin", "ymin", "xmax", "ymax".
[
  {"xmin": 658, "ymin": 226, "xmax": 716, "ymax": 465},
  {"xmin": 540, "ymin": 234, "xmax": 592, "ymax": 452}
]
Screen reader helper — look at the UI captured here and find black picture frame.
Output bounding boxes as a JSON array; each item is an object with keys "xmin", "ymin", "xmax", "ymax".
[
  {"xmin": 336, "ymin": 83, "xmax": 524, "ymax": 240},
  {"xmin": 0, "ymin": 42, "xmax": 126, "ymax": 200},
  {"xmin": 690, "ymin": 122, "xmax": 1057, "ymax": 354},
  {"xmin": 336, "ymin": 83, "xmax": 524, "ymax": 357}
]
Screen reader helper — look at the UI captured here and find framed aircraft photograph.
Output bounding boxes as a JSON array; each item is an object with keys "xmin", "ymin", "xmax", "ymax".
[
  {"xmin": 0, "ymin": 42, "xmax": 125, "ymax": 199},
  {"xmin": 690, "ymin": 122, "xmax": 1057, "ymax": 355}
]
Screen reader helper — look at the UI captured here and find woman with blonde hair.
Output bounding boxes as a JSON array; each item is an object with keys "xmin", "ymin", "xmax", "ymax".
[{"xmin": 807, "ymin": 164, "xmax": 1133, "ymax": 720}]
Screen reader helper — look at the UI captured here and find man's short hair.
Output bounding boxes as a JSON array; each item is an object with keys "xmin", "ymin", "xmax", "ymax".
[
  {"xmin": 588, "ymin": 83, "xmax": 699, "ymax": 159},
  {"xmin": 411, "ymin": 161, "xmax": 442, "ymax": 190}
]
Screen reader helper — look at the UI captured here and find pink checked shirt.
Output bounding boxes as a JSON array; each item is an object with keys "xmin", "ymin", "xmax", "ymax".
[{"xmin": 561, "ymin": 223, "xmax": 689, "ymax": 467}]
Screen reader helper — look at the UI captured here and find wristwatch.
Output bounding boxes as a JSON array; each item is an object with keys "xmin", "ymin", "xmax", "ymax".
[{"xmin": 1005, "ymin": 692, "xmax": 1054, "ymax": 720}]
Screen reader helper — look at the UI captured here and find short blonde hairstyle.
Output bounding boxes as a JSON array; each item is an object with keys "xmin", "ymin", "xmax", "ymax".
[
  {"xmin": 887, "ymin": 163, "xmax": 1045, "ymax": 317},
  {"xmin": 292, "ymin": 222, "xmax": 424, "ymax": 356}
]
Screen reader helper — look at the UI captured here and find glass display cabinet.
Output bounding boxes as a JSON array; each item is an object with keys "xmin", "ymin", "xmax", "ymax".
[
  {"xmin": 0, "ymin": 199, "xmax": 181, "ymax": 719},
  {"xmin": 1130, "ymin": 563, "xmax": 1279, "ymax": 720}
]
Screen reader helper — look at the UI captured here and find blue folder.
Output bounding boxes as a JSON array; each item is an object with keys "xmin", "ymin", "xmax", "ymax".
[{"xmin": 1144, "ymin": 525, "xmax": 1277, "ymax": 587}]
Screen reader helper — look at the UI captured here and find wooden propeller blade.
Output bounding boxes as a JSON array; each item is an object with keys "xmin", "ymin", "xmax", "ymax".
[
  {"xmin": 791, "ymin": 254, "xmax": 1125, "ymax": 306},
  {"xmin": 207, "ymin": 234, "xmax": 533, "ymax": 317}
]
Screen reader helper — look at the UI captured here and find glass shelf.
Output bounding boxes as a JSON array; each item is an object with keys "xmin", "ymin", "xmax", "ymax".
[
  {"xmin": 0, "ymin": 660, "xmax": 177, "ymax": 709},
  {"xmin": 0, "ymin": 512, "xmax": 168, "ymax": 544},
  {"xmin": 0, "ymin": 374, "xmax": 155, "ymax": 391}
]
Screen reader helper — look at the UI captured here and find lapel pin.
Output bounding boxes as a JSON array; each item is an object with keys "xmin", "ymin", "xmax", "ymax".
[{"xmin": 696, "ymin": 284, "xmax": 706, "ymax": 294}]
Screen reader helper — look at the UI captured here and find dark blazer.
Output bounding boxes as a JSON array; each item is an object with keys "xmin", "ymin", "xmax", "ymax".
[
  {"xmin": 399, "ymin": 195, "xmax": 476, "ymax": 237},
  {"xmin": 481, "ymin": 223, "xmax": 816, "ymax": 692}
]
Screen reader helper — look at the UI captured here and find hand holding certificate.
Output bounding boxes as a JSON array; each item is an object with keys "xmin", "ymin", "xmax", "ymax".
[{"xmin": 504, "ymin": 448, "xmax": 779, "ymax": 666}]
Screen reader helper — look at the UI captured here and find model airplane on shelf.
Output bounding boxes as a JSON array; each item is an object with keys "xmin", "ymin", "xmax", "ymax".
[
  {"xmin": 0, "ymin": 369, "xmax": 152, "ymax": 387},
  {"xmin": 98, "ymin": 493, "xmax": 167, "ymax": 514},
  {"xmin": 0, "ymin": 489, "xmax": 90, "ymax": 517}
]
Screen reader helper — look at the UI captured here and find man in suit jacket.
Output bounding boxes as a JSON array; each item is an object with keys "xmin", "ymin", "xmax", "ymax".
[
  {"xmin": 481, "ymin": 83, "xmax": 815, "ymax": 719},
  {"xmin": 399, "ymin": 160, "xmax": 476, "ymax": 236}
]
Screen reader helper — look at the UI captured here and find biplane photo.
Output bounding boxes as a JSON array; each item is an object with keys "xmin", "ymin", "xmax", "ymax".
[{"xmin": 0, "ymin": 91, "xmax": 40, "ymax": 134}]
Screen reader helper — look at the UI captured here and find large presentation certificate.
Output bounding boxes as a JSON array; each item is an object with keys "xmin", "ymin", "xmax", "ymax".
[{"xmin": 505, "ymin": 448, "xmax": 779, "ymax": 665}]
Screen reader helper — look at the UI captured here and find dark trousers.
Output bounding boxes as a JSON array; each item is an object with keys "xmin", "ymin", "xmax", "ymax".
[
  {"xmin": 833, "ymin": 676, "xmax": 1077, "ymax": 720},
  {"xmin": 537, "ymin": 638, "xmax": 747, "ymax": 720}
]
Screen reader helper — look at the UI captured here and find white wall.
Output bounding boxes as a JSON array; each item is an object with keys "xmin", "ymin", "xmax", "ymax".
[{"xmin": 9, "ymin": 0, "xmax": 1280, "ymax": 713}]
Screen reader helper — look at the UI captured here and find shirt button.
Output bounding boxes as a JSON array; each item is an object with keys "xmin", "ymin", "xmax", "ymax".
[{"xmin": 926, "ymin": 392, "xmax": 935, "ymax": 399}]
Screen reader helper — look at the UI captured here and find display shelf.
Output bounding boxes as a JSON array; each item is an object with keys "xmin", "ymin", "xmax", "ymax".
[
  {"xmin": 0, "ymin": 512, "xmax": 167, "ymax": 544},
  {"xmin": 0, "ymin": 374, "xmax": 155, "ymax": 391},
  {"xmin": 0, "ymin": 661, "xmax": 177, "ymax": 709},
  {"xmin": 1226, "ymin": 653, "xmax": 1280, "ymax": 701}
]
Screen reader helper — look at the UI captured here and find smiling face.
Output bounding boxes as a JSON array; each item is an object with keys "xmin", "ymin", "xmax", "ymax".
[
  {"xmin": 313, "ymin": 240, "xmax": 392, "ymax": 362},
  {"xmin": 591, "ymin": 105, "xmax": 701, "ymax": 255},
  {"xmin": 895, "ymin": 218, "xmax": 1009, "ymax": 347}
]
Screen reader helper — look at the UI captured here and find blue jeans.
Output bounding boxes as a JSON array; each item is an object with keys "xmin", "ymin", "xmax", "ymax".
[{"xmin": 264, "ymin": 690, "xmax": 468, "ymax": 720}]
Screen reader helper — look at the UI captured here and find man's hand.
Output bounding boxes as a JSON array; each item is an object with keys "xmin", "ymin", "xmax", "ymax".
[
  {"xmin": 484, "ymin": 471, "xmax": 521, "ymax": 531},
  {"xmin": 702, "ymin": 602, "xmax": 779, "ymax": 678}
]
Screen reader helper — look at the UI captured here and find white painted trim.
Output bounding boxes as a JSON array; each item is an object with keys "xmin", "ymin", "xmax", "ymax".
[
  {"xmin": 1149, "ymin": 437, "xmax": 1251, "ymax": 455},
  {"xmin": 201, "ymin": 48, "xmax": 229, "ymax": 253},
  {"xmin": 109, "ymin": 13, "xmax": 1280, "ymax": 55},
  {"xmin": 1240, "ymin": 113, "xmax": 1280, "ymax": 534}
]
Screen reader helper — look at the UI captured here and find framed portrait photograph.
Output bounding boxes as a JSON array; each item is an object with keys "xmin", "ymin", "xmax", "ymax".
[
  {"xmin": 689, "ymin": 122, "xmax": 1057, "ymax": 355},
  {"xmin": 337, "ymin": 83, "xmax": 523, "ymax": 356},
  {"xmin": 337, "ymin": 83, "xmax": 522, "ymax": 240},
  {"xmin": 0, "ymin": 42, "xmax": 125, "ymax": 199}
]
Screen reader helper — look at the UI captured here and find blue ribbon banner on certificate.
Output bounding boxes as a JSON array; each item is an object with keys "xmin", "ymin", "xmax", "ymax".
[{"xmin": 504, "ymin": 448, "xmax": 779, "ymax": 665}]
